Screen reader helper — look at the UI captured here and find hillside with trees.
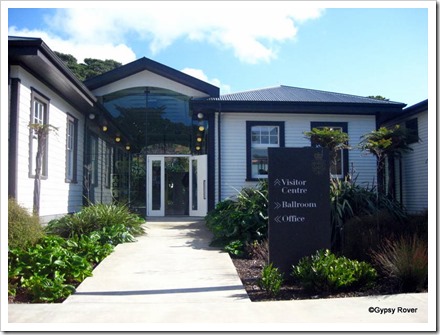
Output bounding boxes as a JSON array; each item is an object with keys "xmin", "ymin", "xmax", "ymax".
[{"xmin": 55, "ymin": 51, "xmax": 122, "ymax": 81}]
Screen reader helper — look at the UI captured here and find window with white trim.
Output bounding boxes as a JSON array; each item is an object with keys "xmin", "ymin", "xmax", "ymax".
[{"xmin": 246, "ymin": 121, "xmax": 285, "ymax": 180}]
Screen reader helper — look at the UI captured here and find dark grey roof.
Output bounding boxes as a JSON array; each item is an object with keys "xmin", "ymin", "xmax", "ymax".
[
  {"xmin": 210, "ymin": 85, "xmax": 404, "ymax": 105},
  {"xmin": 403, "ymin": 99, "xmax": 428, "ymax": 114},
  {"xmin": 382, "ymin": 99, "xmax": 428, "ymax": 125}
]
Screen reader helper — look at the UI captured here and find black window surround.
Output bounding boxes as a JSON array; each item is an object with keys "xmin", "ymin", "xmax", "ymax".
[
  {"xmin": 246, "ymin": 121, "xmax": 285, "ymax": 181},
  {"xmin": 310, "ymin": 121, "xmax": 349, "ymax": 179},
  {"xmin": 405, "ymin": 118, "xmax": 419, "ymax": 144}
]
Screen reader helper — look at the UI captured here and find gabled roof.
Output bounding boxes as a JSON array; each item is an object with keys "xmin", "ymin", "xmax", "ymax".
[
  {"xmin": 210, "ymin": 85, "xmax": 405, "ymax": 105},
  {"xmin": 84, "ymin": 57, "xmax": 220, "ymax": 97},
  {"xmin": 8, "ymin": 36, "xmax": 97, "ymax": 112}
]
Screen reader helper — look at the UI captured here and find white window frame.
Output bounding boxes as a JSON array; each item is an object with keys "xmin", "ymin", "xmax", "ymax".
[
  {"xmin": 246, "ymin": 121, "xmax": 285, "ymax": 180},
  {"xmin": 66, "ymin": 115, "xmax": 78, "ymax": 183}
]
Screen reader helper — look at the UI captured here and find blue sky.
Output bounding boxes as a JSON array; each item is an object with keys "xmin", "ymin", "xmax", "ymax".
[{"xmin": 5, "ymin": 2, "xmax": 433, "ymax": 106}]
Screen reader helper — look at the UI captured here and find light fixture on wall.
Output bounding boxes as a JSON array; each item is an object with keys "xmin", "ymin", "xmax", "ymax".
[
  {"xmin": 115, "ymin": 136, "xmax": 121, "ymax": 143},
  {"xmin": 102, "ymin": 125, "xmax": 108, "ymax": 132},
  {"xmin": 125, "ymin": 144, "xmax": 131, "ymax": 151},
  {"xmin": 196, "ymin": 137, "xmax": 202, "ymax": 143},
  {"xmin": 89, "ymin": 113, "xmax": 96, "ymax": 120},
  {"xmin": 197, "ymin": 112, "xmax": 204, "ymax": 120},
  {"xmin": 198, "ymin": 125, "xmax": 205, "ymax": 132},
  {"xmin": 195, "ymin": 145, "xmax": 201, "ymax": 151}
]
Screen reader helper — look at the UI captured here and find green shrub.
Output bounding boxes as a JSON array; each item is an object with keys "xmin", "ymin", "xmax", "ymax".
[
  {"xmin": 67, "ymin": 233, "xmax": 114, "ymax": 265},
  {"xmin": 9, "ymin": 204, "xmax": 146, "ymax": 303},
  {"xmin": 205, "ymin": 181, "xmax": 268, "ymax": 251},
  {"xmin": 45, "ymin": 203, "xmax": 145, "ymax": 238},
  {"xmin": 343, "ymin": 210, "xmax": 399, "ymax": 261},
  {"xmin": 8, "ymin": 235, "xmax": 93, "ymax": 302},
  {"xmin": 343, "ymin": 210, "xmax": 428, "ymax": 262},
  {"xmin": 224, "ymin": 240, "xmax": 245, "ymax": 257},
  {"xmin": 370, "ymin": 235, "xmax": 428, "ymax": 292},
  {"xmin": 292, "ymin": 249, "xmax": 377, "ymax": 293},
  {"xmin": 331, "ymin": 175, "xmax": 406, "ymax": 251},
  {"xmin": 8, "ymin": 197, "xmax": 44, "ymax": 249},
  {"xmin": 258, "ymin": 263, "xmax": 284, "ymax": 297}
]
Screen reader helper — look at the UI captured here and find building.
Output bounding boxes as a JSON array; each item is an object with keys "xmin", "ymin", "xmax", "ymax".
[
  {"xmin": 8, "ymin": 36, "xmax": 410, "ymax": 220},
  {"xmin": 381, "ymin": 99, "xmax": 428, "ymax": 213}
]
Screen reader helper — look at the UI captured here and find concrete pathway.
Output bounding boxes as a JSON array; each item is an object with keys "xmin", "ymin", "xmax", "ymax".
[{"xmin": 6, "ymin": 218, "xmax": 432, "ymax": 331}]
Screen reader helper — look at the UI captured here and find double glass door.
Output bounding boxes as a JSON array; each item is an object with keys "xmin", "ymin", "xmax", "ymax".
[{"xmin": 147, "ymin": 155, "xmax": 207, "ymax": 216}]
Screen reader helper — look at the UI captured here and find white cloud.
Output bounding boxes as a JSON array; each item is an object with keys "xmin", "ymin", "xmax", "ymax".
[
  {"xmin": 8, "ymin": 2, "xmax": 324, "ymax": 64},
  {"xmin": 181, "ymin": 68, "xmax": 231, "ymax": 94},
  {"xmin": 8, "ymin": 26, "xmax": 137, "ymax": 64}
]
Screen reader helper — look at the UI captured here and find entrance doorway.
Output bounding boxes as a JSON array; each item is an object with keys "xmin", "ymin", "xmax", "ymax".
[{"xmin": 146, "ymin": 155, "xmax": 207, "ymax": 217}]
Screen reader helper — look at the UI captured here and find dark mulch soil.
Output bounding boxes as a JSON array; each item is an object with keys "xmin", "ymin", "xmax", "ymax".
[{"xmin": 232, "ymin": 257, "xmax": 406, "ymax": 302}]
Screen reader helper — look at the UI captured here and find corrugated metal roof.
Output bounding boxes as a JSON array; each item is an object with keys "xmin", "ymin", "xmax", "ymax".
[{"xmin": 209, "ymin": 85, "xmax": 403, "ymax": 105}]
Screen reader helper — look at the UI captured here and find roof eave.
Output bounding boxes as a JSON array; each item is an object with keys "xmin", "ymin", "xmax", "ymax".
[
  {"xmin": 191, "ymin": 100, "xmax": 405, "ymax": 115},
  {"xmin": 9, "ymin": 37, "xmax": 97, "ymax": 111}
]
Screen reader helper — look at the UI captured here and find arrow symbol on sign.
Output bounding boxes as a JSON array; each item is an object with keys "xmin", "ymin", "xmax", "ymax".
[
  {"xmin": 274, "ymin": 202, "xmax": 281, "ymax": 209},
  {"xmin": 275, "ymin": 216, "xmax": 281, "ymax": 223},
  {"xmin": 274, "ymin": 179, "xmax": 281, "ymax": 186}
]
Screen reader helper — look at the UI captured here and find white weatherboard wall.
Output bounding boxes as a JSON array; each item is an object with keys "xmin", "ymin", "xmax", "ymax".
[
  {"xmin": 218, "ymin": 112, "xmax": 377, "ymax": 201},
  {"xmin": 11, "ymin": 66, "xmax": 85, "ymax": 219},
  {"xmin": 401, "ymin": 111, "xmax": 428, "ymax": 213}
]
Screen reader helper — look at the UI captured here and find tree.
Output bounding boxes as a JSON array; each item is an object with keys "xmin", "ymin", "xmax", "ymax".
[
  {"xmin": 367, "ymin": 95, "xmax": 390, "ymax": 101},
  {"xmin": 29, "ymin": 123, "xmax": 58, "ymax": 216},
  {"xmin": 304, "ymin": 127, "xmax": 350, "ymax": 176},
  {"xmin": 359, "ymin": 125, "xmax": 412, "ymax": 199},
  {"xmin": 54, "ymin": 51, "xmax": 122, "ymax": 81}
]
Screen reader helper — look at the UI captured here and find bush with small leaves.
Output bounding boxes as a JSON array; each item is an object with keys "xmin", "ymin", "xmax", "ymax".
[
  {"xmin": 258, "ymin": 263, "xmax": 284, "ymax": 297},
  {"xmin": 292, "ymin": 249, "xmax": 377, "ymax": 293}
]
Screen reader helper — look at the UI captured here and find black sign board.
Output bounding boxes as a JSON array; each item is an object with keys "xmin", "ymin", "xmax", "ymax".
[{"xmin": 268, "ymin": 147, "xmax": 331, "ymax": 277}]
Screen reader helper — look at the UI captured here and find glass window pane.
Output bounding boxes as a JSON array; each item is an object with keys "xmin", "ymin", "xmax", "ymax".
[
  {"xmin": 270, "ymin": 135, "xmax": 278, "ymax": 144},
  {"xmin": 331, "ymin": 150, "xmax": 342, "ymax": 175},
  {"xmin": 192, "ymin": 160, "xmax": 198, "ymax": 211},
  {"xmin": 261, "ymin": 135, "xmax": 269, "ymax": 144},
  {"xmin": 152, "ymin": 160, "xmax": 161, "ymax": 210},
  {"xmin": 270, "ymin": 127, "xmax": 278, "ymax": 136},
  {"xmin": 251, "ymin": 148, "xmax": 268, "ymax": 177},
  {"xmin": 261, "ymin": 127, "xmax": 269, "ymax": 136}
]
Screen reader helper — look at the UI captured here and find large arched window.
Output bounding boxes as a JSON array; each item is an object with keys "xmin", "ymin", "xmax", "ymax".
[{"xmin": 102, "ymin": 87, "xmax": 206, "ymax": 154}]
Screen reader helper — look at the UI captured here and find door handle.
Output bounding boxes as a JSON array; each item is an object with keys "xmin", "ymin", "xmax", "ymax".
[{"xmin": 203, "ymin": 180, "xmax": 206, "ymax": 200}]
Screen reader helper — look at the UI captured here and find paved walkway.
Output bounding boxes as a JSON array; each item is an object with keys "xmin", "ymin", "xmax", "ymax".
[{"xmin": 6, "ymin": 218, "xmax": 431, "ymax": 331}]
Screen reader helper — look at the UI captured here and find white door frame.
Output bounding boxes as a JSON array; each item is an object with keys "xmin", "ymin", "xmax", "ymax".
[
  {"xmin": 146, "ymin": 154, "xmax": 207, "ymax": 217},
  {"xmin": 189, "ymin": 155, "xmax": 208, "ymax": 216},
  {"xmin": 146, "ymin": 155, "xmax": 165, "ymax": 216}
]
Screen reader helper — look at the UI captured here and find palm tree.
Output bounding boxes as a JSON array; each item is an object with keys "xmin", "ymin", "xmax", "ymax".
[{"xmin": 359, "ymin": 125, "xmax": 413, "ymax": 199}]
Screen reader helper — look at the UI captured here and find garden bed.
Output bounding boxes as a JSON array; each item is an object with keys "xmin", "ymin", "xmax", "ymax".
[{"xmin": 231, "ymin": 257, "xmax": 408, "ymax": 302}]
